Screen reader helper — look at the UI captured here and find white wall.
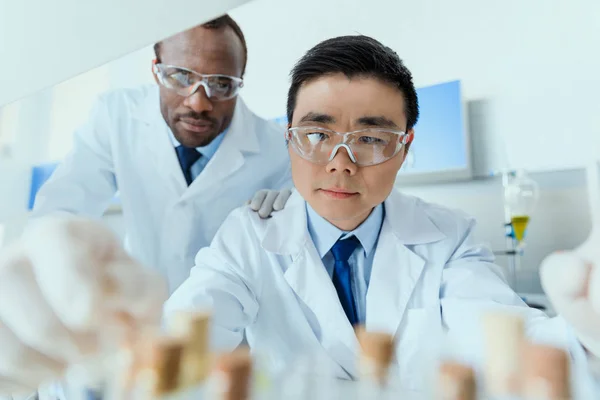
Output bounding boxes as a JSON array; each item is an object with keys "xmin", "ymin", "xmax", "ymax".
[
  {"xmin": 0, "ymin": 0, "xmax": 252, "ymax": 106},
  {"xmin": 231, "ymin": 0, "xmax": 600, "ymax": 174}
]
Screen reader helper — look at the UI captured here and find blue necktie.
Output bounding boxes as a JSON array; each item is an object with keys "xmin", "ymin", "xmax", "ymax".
[
  {"xmin": 175, "ymin": 145, "xmax": 201, "ymax": 186},
  {"xmin": 331, "ymin": 236, "xmax": 360, "ymax": 326}
]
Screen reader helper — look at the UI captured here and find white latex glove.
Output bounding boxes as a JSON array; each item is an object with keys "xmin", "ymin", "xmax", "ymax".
[
  {"xmin": 540, "ymin": 232, "xmax": 600, "ymax": 360},
  {"xmin": 248, "ymin": 188, "xmax": 292, "ymax": 219},
  {"xmin": 0, "ymin": 215, "xmax": 167, "ymax": 395}
]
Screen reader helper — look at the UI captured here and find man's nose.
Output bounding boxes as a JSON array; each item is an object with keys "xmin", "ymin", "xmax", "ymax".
[
  {"xmin": 183, "ymin": 84, "xmax": 214, "ymax": 113},
  {"xmin": 325, "ymin": 145, "xmax": 358, "ymax": 175}
]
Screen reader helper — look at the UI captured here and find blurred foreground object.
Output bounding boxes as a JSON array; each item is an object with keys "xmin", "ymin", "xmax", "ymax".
[
  {"xmin": 541, "ymin": 160, "xmax": 600, "ymax": 362},
  {"xmin": 522, "ymin": 343, "xmax": 571, "ymax": 400},
  {"xmin": 437, "ymin": 361, "xmax": 476, "ymax": 400},
  {"xmin": 0, "ymin": 215, "xmax": 167, "ymax": 395},
  {"xmin": 356, "ymin": 328, "xmax": 395, "ymax": 386},
  {"xmin": 211, "ymin": 349, "xmax": 253, "ymax": 400},
  {"xmin": 481, "ymin": 311, "xmax": 575, "ymax": 399},
  {"xmin": 482, "ymin": 311, "xmax": 525, "ymax": 397},
  {"xmin": 60, "ymin": 312, "xmax": 591, "ymax": 399},
  {"xmin": 168, "ymin": 311, "xmax": 212, "ymax": 387}
]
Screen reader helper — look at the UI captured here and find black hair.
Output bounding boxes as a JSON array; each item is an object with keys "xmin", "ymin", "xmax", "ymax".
[
  {"xmin": 153, "ymin": 14, "xmax": 248, "ymax": 76},
  {"xmin": 287, "ymin": 35, "xmax": 419, "ymax": 130}
]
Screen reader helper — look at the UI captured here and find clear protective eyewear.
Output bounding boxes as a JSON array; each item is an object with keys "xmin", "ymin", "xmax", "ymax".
[
  {"xmin": 152, "ymin": 63, "xmax": 244, "ymax": 101},
  {"xmin": 286, "ymin": 126, "xmax": 412, "ymax": 167}
]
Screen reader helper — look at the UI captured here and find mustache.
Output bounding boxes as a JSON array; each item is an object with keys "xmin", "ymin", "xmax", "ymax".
[{"xmin": 177, "ymin": 112, "xmax": 217, "ymax": 124}]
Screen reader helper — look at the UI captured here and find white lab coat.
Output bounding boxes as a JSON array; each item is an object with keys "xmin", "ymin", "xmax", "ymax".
[
  {"xmin": 32, "ymin": 85, "xmax": 292, "ymax": 292},
  {"xmin": 166, "ymin": 189, "xmax": 596, "ymax": 393}
]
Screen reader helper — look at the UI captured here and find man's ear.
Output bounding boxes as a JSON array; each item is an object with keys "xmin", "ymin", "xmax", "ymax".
[
  {"xmin": 151, "ymin": 59, "xmax": 160, "ymax": 85},
  {"xmin": 404, "ymin": 129, "xmax": 415, "ymax": 154},
  {"xmin": 285, "ymin": 122, "xmax": 292, "ymax": 144}
]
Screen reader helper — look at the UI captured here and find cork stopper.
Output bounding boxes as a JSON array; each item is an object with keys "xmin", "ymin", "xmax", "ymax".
[
  {"xmin": 522, "ymin": 343, "xmax": 571, "ymax": 400},
  {"xmin": 438, "ymin": 361, "xmax": 477, "ymax": 400},
  {"xmin": 356, "ymin": 327, "xmax": 395, "ymax": 384},
  {"xmin": 213, "ymin": 348, "xmax": 253, "ymax": 400},
  {"xmin": 168, "ymin": 310, "xmax": 211, "ymax": 340},
  {"xmin": 482, "ymin": 312, "xmax": 525, "ymax": 396},
  {"xmin": 136, "ymin": 335, "xmax": 184, "ymax": 396},
  {"xmin": 168, "ymin": 310, "xmax": 212, "ymax": 387}
]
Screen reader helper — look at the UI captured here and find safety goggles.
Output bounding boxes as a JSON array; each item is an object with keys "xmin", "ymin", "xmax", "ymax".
[
  {"xmin": 286, "ymin": 126, "xmax": 412, "ymax": 167},
  {"xmin": 152, "ymin": 63, "xmax": 244, "ymax": 101}
]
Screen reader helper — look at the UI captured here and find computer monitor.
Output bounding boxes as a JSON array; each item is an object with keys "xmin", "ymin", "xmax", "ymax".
[
  {"xmin": 396, "ymin": 79, "xmax": 471, "ymax": 185},
  {"xmin": 28, "ymin": 162, "xmax": 120, "ymax": 211},
  {"xmin": 28, "ymin": 163, "xmax": 59, "ymax": 210}
]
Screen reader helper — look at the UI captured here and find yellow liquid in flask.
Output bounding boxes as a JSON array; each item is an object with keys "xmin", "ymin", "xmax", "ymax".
[{"xmin": 511, "ymin": 215, "xmax": 530, "ymax": 243}]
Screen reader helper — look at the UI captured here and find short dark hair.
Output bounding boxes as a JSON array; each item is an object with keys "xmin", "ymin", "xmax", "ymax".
[
  {"xmin": 287, "ymin": 35, "xmax": 419, "ymax": 130},
  {"xmin": 153, "ymin": 15, "xmax": 248, "ymax": 76}
]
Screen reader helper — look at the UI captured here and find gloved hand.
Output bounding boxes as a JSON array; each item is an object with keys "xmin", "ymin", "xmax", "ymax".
[
  {"xmin": 0, "ymin": 215, "xmax": 167, "ymax": 395},
  {"xmin": 540, "ymin": 230, "xmax": 600, "ymax": 360},
  {"xmin": 248, "ymin": 188, "xmax": 293, "ymax": 219}
]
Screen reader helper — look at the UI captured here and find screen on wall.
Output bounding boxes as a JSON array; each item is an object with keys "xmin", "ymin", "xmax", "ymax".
[
  {"xmin": 398, "ymin": 79, "xmax": 470, "ymax": 183},
  {"xmin": 28, "ymin": 162, "xmax": 120, "ymax": 211}
]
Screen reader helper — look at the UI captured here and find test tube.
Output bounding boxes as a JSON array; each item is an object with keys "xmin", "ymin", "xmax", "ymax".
[
  {"xmin": 356, "ymin": 327, "xmax": 395, "ymax": 386},
  {"xmin": 167, "ymin": 310, "xmax": 212, "ymax": 388},
  {"xmin": 521, "ymin": 343, "xmax": 571, "ymax": 400},
  {"xmin": 482, "ymin": 312, "xmax": 525, "ymax": 398},
  {"xmin": 130, "ymin": 335, "xmax": 185, "ymax": 400},
  {"xmin": 211, "ymin": 348, "xmax": 253, "ymax": 400},
  {"xmin": 437, "ymin": 361, "xmax": 477, "ymax": 400}
]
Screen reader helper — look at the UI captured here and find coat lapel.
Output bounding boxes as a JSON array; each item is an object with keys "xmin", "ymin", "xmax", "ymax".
[
  {"xmin": 284, "ymin": 246, "xmax": 360, "ymax": 378},
  {"xmin": 365, "ymin": 224, "xmax": 426, "ymax": 336},
  {"xmin": 132, "ymin": 86, "xmax": 187, "ymax": 195},
  {"xmin": 366, "ymin": 190, "xmax": 446, "ymax": 339},
  {"xmin": 261, "ymin": 193, "xmax": 359, "ymax": 378}
]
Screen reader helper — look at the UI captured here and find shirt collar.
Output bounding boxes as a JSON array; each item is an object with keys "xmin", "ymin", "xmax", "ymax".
[
  {"xmin": 306, "ymin": 203, "xmax": 384, "ymax": 259},
  {"xmin": 168, "ymin": 127, "xmax": 227, "ymax": 160}
]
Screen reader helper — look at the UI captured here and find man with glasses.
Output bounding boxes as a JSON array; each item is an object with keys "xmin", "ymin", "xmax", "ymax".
[{"xmin": 31, "ymin": 15, "xmax": 292, "ymax": 294}]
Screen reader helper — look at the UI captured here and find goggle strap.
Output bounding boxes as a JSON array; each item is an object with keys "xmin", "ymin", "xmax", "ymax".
[{"xmin": 401, "ymin": 132, "xmax": 414, "ymax": 145}]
